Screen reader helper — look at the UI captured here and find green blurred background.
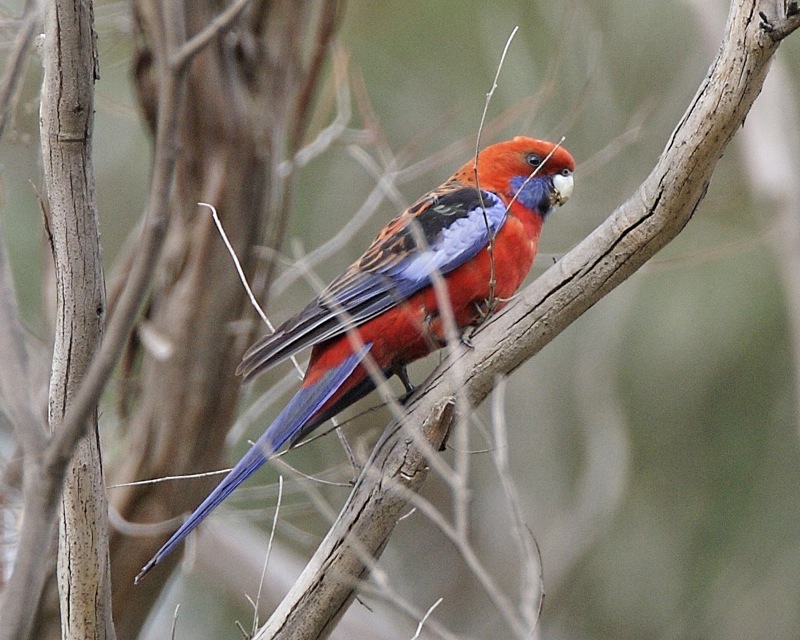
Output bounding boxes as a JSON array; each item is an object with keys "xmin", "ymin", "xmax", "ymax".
[{"xmin": 3, "ymin": 1, "xmax": 800, "ymax": 638}]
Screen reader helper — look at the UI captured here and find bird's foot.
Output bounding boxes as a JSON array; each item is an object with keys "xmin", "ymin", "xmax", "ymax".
[
  {"xmin": 396, "ymin": 365, "xmax": 415, "ymax": 394},
  {"xmin": 396, "ymin": 365, "xmax": 417, "ymax": 404},
  {"xmin": 472, "ymin": 297, "xmax": 497, "ymax": 324}
]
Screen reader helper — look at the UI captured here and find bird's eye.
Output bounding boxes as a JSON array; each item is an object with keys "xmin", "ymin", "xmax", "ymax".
[
  {"xmin": 526, "ymin": 153, "xmax": 542, "ymax": 167},
  {"xmin": 560, "ymin": 168, "xmax": 572, "ymax": 177}
]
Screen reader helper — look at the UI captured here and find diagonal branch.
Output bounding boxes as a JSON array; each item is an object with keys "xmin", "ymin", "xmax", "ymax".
[{"xmin": 169, "ymin": 0, "xmax": 252, "ymax": 70}]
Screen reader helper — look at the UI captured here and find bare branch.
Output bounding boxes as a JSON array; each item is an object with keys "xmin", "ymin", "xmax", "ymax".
[
  {"xmin": 256, "ymin": 397, "xmax": 456, "ymax": 639},
  {"xmin": 36, "ymin": 0, "xmax": 116, "ymax": 635},
  {"xmin": 491, "ymin": 377, "xmax": 543, "ymax": 632},
  {"xmin": 758, "ymin": 2, "xmax": 800, "ymax": 40},
  {"xmin": 0, "ymin": 0, "xmax": 118, "ymax": 637}
]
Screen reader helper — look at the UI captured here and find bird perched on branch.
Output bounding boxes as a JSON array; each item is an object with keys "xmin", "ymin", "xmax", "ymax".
[{"xmin": 137, "ymin": 135, "xmax": 575, "ymax": 581}]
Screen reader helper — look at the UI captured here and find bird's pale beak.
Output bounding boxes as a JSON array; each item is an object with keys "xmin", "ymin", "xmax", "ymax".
[{"xmin": 552, "ymin": 172, "xmax": 574, "ymax": 206}]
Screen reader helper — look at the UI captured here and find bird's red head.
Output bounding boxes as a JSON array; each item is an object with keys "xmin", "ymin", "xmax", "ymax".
[{"xmin": 452, "ymin": 136, "xmax": 575, "ymax": 217}]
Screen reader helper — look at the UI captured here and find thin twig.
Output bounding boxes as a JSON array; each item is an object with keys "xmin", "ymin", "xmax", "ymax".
[
  {"xmin": 108, "ymin": 468, "xmax": 231, "ymax": 489},
  {"xmin": 170, "ymin": 604, "xmax": 180, "ymax": 640},
  {"xmin": 252, "ymin": 475, "xmax": 283, "ymax": 635},
  {"xmin": 473, "ymin": 26, "xmax": 519, "ymax": 164},
  {"xmin": 205, "ymin": 202, "xmax": 270, "ymax": 327},
  {"xmin": 205, "ymin": 202, "xmax": 306, "ymax": 381},
  {"xmin": 169, "ymin": 0, "xmax": 253, "ymax": 71},
  {"xmin": 491, "ymin": 376, "xmax": 543, "ymax": 633},
  {"xmin": 472, "ymin": 26, "xmax": 519, "ymax": 310},
  {"xmin": 353, "ymin": 582, "xmax": 464, "ymax": 640},
  {"xmin": 411, "ymin": 597, "xmax": 444, "ymax": 640}
]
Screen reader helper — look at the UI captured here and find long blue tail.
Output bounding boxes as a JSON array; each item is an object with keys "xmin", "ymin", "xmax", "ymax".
[{"xmin": 136, "ymin": 345, "xmax": 371, "ymax": 582}]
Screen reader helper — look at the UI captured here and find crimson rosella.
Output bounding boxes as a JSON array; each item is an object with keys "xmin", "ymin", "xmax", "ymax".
[{"xmin": 137, "ymin": 136, "xmax": 575, "ymax": 580}]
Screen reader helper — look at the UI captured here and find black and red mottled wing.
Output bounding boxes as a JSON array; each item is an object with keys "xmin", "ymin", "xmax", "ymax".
[{"xmin": 237, "ymin": 184, "xmax": 508, "ymax": 381}]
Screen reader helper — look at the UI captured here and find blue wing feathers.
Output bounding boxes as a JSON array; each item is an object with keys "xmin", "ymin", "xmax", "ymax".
[{"xmin": 137, "ymin": 345, "xmax": 371, "ymax": 581}]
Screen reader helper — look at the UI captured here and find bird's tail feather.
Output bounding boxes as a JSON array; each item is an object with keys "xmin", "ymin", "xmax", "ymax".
[{"xmin": 136, "ymin": 344, "xmax": 371, "ymax": 582}]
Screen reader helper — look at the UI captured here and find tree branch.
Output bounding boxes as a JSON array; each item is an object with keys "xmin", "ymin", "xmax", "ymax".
[
  {"xmin": 44, "ymin": 0, "xmax": 188, "ymax": 479},
  {"xmin": 38, "ymin": 0, "xmax": 116, "ymax": 636},
  {"xmin": 257, "ymin": 1, "xmax": 798, "ymax": 637},
  {"xmin": 0, "ymin": 0, "xmax": 119, "ymax": 638}
]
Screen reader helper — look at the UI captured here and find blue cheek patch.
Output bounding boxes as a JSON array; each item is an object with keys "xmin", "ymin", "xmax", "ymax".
[{"xmin": 509, "ymin": 175, "xmax": 552, "ymax": 217}]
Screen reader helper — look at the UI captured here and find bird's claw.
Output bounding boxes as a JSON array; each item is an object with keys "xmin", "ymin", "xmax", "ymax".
[
  {"xmin": 472, "ymin": 298, "xmax": 496, "ymax": 323},
  {"xmin": 396, "ymin": 365, "xmax": 415, "ymax": 394},
  {"xmin": 396, "ymin": 364, "xmax": 417, "ymax": 404},
  {"xmin": 759, "ymin": 10, "xmax": 775, "ymax": 32}
]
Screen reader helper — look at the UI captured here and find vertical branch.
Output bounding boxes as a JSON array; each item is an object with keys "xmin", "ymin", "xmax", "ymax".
[{"xmin": 38, "ymin": 1, "xmax": 115, "ymax": 639}]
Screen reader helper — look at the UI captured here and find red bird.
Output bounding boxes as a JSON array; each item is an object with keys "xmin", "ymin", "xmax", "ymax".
[{"xmin": 137, "ymin": 136, "xmax": 575, "ymax": 580}]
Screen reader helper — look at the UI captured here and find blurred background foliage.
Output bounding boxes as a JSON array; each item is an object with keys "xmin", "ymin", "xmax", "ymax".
[{"xmin": 3, "ymin": 0, "xmax": 800, "ymax": 638}]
